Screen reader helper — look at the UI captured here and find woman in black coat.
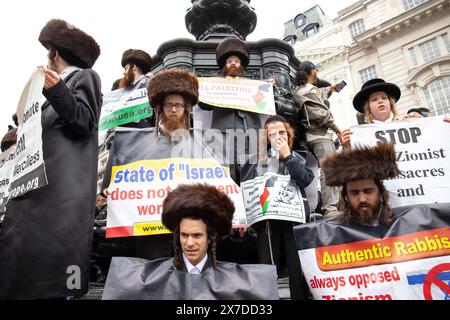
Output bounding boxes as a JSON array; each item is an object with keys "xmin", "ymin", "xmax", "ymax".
[{"xmin": 241, "ymin": 115, "xmax": 314, "ymax": 300}]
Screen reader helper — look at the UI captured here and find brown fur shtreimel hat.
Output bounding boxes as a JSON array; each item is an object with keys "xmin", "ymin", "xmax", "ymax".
[
  {"xmin": 147, "ymin": 68, "xmax": 199, "ymax": 108},
  {"xmin": 321, "ymin": 142, "xmax": 400, "ymax": 186},
  {"xmin": 162, "ymin": 184, "xmax": 235, "ymax": 239},
  {"xmin": 121, "ymin": 49, "xmax": 153, "ymax": 74},
  {"xmin": 216, "ymin": 37, "xmax": 250, "ymax": 69},
  {"xmin": 39, "ymin": 19, "xmax": 100, "ymax": 69}
]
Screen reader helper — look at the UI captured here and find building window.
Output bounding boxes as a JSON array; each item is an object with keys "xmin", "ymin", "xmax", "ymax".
[
  {"xmin": 408, "ymin": 48, "xmax": 418, "ymax": 67},
  {"xmin": 303, "ymin": 23, "xmax": 319, "ymax": 38},
  {"xmin": 349, "ymin": 19, "xmax": 366, "ymax": 39},
  {"xmin": 283, "ymin": 35, "xmax": 297, "ymax": 46},
  {"xmin": 359, "ymin": 65, "xmax": 377, "ymax": 85},
  {"xmin": 419, "ymin": 38, "xmax": 441, "ymax": 63},
  {"xmin": 402, "ymin": 0, "xmax": 427, "ymax": 11},
  {"xmin": 442, "ymin": 33, "xmax": 450, "ymax": 53},
  {"xmin": 424, "ymin": 77, "xmax": 450, "ymax": 116}
]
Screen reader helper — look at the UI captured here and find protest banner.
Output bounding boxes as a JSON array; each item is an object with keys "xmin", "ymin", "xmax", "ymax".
[
  {"xmin": 106, "ymin": 128, "xmax": 246, "ymax": 238},
  {"xmin": 99, "ymin": 77, "xmax": 152, "ymax": 131},
  {"xmin": 294, "ymin": 203, "xmax": 450, "ymax": 300},
  {"xmin": 241, "ymin": 172, "xmax": 307, "ymax": 226},
  {"xmin": 7, "ymin": 68, "xmax": 48, "ymax": 200},
  {"xmin": 198, "ymin": 77, "xmax": 276, "ymax": 115},
  {"xmin": 350, "ymin": 117, "xmax": 450, "ymax": 207}
]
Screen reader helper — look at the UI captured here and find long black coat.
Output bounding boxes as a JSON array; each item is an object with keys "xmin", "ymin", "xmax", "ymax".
[{"xmin": 0, "ymin": 69, "xmax": 102, "ymax": 299}]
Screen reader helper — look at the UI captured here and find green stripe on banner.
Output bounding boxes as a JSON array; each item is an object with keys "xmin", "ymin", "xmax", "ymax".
[
  {"xmin": 99, "ymin": 102, "xmax": 153, "ymax": 130},
  {"xmin": 262, "ymin": 200, "xmax": 270, "ymax": 215}
]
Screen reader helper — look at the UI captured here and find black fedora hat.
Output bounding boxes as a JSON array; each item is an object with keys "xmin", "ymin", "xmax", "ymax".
[{"xmin": 353, "ymin": 78, "xmax": 401, "ymax": 113}]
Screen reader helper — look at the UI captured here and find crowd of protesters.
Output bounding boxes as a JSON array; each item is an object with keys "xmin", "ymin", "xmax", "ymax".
[{"xmin": 0, "ymin": 18, "xmax": 448, "ymax": 301}]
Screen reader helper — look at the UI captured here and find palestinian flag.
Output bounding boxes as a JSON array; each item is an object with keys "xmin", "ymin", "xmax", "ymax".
[{"xmin": 260, "ymin": 176, "xmax": 277, "ymax": 215}]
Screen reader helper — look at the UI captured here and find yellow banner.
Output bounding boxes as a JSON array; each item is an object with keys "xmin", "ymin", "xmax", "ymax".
[
  {"xmin": 133, "ymin": 221, "xmax": 171, "ymax": 236},
  {"xmin": 198, "ymin": 77, "xmax": 276, "ymax": 115}
]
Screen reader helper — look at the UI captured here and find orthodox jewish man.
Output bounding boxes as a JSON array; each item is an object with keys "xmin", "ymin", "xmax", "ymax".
[
  {"xmin": 198, "ymin": 37, "xmax": 262, "ymax": 184},
  {"xmin": 321, "ymin": 141, "xmax": 400, "ymax": 226},
  {"xmin": 102, "ymin": 184, "xmax": 279, "ymax": 300},
  {"xmin": 0, "ymin": 19, "xmax": 102, "ymax": 299}
]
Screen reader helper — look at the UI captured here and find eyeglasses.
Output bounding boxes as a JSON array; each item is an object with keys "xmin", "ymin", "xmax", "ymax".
[{"xmin": 162, "ymin": 103, "xmax": 185, "ymax": 111}]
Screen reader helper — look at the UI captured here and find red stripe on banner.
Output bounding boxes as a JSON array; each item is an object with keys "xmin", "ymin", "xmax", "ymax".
[
  {"xmin": 260, "ymin": 187, "xmax": 270, "ymax": 206},
  {"xmin": 106, "ymin": 226, "xmax": 133, "ymax": 238},
  {"xmin": 315, "ymin": 227, "xmax": 450, "ymax": 271}
]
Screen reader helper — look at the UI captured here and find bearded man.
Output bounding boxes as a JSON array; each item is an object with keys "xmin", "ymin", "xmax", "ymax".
[
  {"xmin": 101, "ymin": 68, "xmax": 199, "ymax": 261},
  {"xmin": 321, "ymin": 141, "xmax": 399, "ymax": 226},
  {"xmin": 121, "ymin": 49, "xmax": 153, "ymax": 88}
]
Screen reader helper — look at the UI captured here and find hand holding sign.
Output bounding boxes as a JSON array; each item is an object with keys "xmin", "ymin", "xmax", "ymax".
[
  {"xmin": 341, "ymin": 129, "xmax": 352, "ymax": 148},
  {"xmin": 42, "ymin": 68, "xmax": 61, "ymax": 90}
]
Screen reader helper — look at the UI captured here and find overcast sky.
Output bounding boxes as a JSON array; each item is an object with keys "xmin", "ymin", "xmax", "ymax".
[{"xmin": 0, "ymin": 0, "xmax": 356, "ymax": 136}]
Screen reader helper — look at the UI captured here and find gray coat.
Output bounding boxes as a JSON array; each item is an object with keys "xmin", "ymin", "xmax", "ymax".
[{"xmin": 0, "ymin": 69, "xmax": 102, "ymax": 299}]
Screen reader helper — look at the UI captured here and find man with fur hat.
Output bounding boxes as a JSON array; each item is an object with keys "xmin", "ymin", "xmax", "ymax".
[
  {"xmin": 321, "ymin": 142, "xmax": 400, "ymax": 226},
  {"xmin": 148, "ymin": 68, "xmax": 198, "ymax": 138},
  {"xmin": 137, "ymin": 68, "xmax": 198, "ymax": 259},
  {"xmin": 0, "ymin": 19, "xmax": 102, "ymax": 299},
  {"xmin": 101, "ymin": 183, "xmax": 279, "ymax": 300},
  {"xmin": 198, "ymin": 37, "xmax": 262, "ymax": 184},
  {"xmin": 121, "ymin": 49, "xmax": 153, "ymax": 88},
  {"xmin": 101, "ymin": 68, "xmax": 199, "ymax": 261},
  {"xmin": 162, "ymin": 183, "xmax": 235, "ymax": 272},
  {"xmin": 99, "ymin": 49, "xmax": 154, "ymax": 198}
]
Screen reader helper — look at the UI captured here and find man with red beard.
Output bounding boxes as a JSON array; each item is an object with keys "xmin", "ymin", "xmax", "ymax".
[
  {"xmin": 100, "ymin": 69, "xmax": 197, "ymax": 261},
  {"xmin": 199, "ymin": 37, "xmax": 262, "ymax": 185},
  {"xmin": 148, "ymin": 68, "xmax": 197, "ymax": 138},
  {"xmin": 137, "ymin": 68, "xmax": 198, "ymax": 260},
  {"xmin": 320, "ymin": 141, "xmax": 400, "ymax": 226}
]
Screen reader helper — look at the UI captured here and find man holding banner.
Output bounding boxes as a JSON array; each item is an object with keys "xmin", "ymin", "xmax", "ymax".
[
  {"xmin": 198, "ymin": 37, "xmax": 266, "ymax": 184},
  {"xmin": 103, "ymin": 68, "xmax": 248, "ymax": 267},
  {"xmin": 121, "ymin": 49, "xmax": 153, "ymax": 90},
  {"xmin": 295, "ymin": 141, "xmax": 450, "ymax": 300},
  {"xmin": 98, "ymin": 50, "xmax": 154, "ymax": 134},
  {"xmin": 99, "ymin": 49, "xmax": 154, "ymax": 198},
  {"xmin": 0, "ymin": 19, "xmax": 102, "ymax": 299},
  {"xmin": 103, "ymin": 68, "xmax": 200, "ymax": 260},
  {"xmin": 116, "ymin": 48, "xmax": 154, "ymax": 129}
]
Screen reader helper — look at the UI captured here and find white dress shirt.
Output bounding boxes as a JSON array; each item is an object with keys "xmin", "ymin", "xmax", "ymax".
[
  {"xmin": 59, "ymin": 66, "xmax": 82, "ymax": 81},
  {"xmin": 182, "ymin": 252, "xmax": 208, "ymax": 274}
]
